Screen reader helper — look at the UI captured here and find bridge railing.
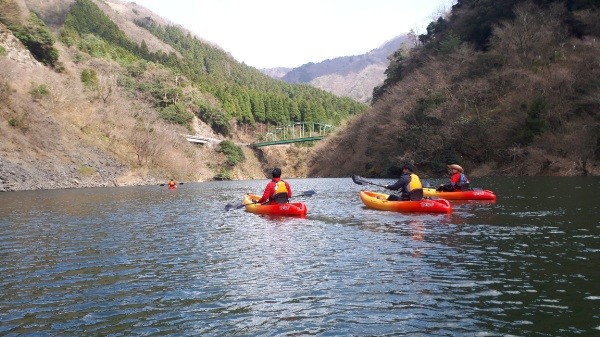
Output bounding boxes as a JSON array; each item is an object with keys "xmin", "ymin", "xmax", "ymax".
[
  {"xmin": 258, "ymin": 122, "xmax": 334, "ymax": 142},
  {"xmin": 250, "ymin": 136, "xmax": 326, "ymax": 148}
]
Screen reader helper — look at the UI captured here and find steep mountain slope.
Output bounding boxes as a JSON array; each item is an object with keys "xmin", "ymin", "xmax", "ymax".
[
  {"xmin": 307, "ymin": 0, "xmax": 600, "ymax": 178},
  {"xmin": 262, "ymin": 35, "xmax": 411, "ymax": 103},
  {"xmin": 2, "ymin": 0, "xmax": 364, "ymax": 191}
]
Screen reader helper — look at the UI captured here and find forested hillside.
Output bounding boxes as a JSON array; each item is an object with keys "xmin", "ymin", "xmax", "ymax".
[
  {"xmin": 0, "ymin": 0, "xmax": 366, "ymax": 191},
  {"xmin": 308, "ymin": 0, "xmax": 599, "ymax": 178},
  {"xmin": 60, "ymin": 0, "xmax": 366, "ymax": 133}
]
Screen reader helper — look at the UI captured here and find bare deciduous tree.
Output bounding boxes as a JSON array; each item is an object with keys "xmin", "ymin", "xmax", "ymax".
[
  {"xmin": 97, "ymin": 73, "xmax": 116, "ymax": 104},
  {"xmin": 131, "ymin": 119, "xmax": 165, "ymax": 166}
]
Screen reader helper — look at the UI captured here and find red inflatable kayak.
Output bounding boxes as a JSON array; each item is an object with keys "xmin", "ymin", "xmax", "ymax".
[
  {"xmin": 359, "ymin": 190, "xmax": 452, "ymax": 213},
  {"xmin": 243, "ymin": 194, "xmax": 307, "ymax": 217},
  {"xmin": 423, "ymin": 188, "xmax": 496, "ymax": 200}
]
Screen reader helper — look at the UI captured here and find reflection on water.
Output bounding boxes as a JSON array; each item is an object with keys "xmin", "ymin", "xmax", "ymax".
[{"xmin": 1, "ymin": 177, "xmax": 599, "ymax": 336}]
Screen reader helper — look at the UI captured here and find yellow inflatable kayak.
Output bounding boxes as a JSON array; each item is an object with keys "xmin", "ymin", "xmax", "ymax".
[{"xmin": 359, "ymin": 190, "xmax": 451, "ymax": 213}]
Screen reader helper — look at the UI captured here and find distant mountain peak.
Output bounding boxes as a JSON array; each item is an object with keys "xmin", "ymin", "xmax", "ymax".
[{"xmin": 261, "ymin": 34, "xmax": 410, "ymax": 103}]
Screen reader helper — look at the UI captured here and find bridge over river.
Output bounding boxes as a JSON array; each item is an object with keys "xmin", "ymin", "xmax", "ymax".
[{"xmin": 185, "ymin": 122, "xmax": 334, "ymax": 148}]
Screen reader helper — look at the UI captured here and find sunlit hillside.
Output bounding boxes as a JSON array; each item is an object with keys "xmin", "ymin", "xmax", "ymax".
[{"xmin": 0, "ymin": 0, "xmax": 367, "ymax": 191}]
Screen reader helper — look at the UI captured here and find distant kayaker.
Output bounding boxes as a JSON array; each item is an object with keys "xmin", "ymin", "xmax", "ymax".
[
  {"xmin": 384, "ymin": 163, "xmax": 423, "ymax": 201},
  {"xmin": 437, "ymin": 164, "xmax": 470, "ymax": 191},
  {"xmin": 257, "ymin": 167, "xmax": 292, "ymax": 204},
  {"xmin": 168, "ymin": 178, "xmax": 177, "ymax": 188}
]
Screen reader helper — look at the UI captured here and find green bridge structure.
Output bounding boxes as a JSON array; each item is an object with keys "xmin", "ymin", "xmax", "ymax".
[{"xmin": 249, "ymin": 122, "xmax": 334, "ymax": 148}]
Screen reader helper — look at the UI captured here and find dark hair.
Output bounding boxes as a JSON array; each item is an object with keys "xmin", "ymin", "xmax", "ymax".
[
  {"xmin": 272, "ymin": 167, "xmax": 282, "ymax": 178},
  {"xmin": 402, "ymin": 163, "xmax": 415, "ymax": 172}
]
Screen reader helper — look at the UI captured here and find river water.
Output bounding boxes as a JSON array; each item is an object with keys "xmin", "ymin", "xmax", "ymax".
[{"xmin": 1, "ymin": 177, "xmax": 598, "ymax": 336}]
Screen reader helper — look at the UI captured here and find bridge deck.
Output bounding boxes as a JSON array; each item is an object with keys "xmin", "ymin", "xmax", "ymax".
[{"xmin": 250, "ymin": 136, "xmax": 325, "ymax": 148}]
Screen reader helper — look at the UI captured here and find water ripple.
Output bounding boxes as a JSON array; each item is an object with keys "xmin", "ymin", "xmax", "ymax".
[{"xmin": 1, "ymin": 178, "xmax": 599, "ymax": 336}]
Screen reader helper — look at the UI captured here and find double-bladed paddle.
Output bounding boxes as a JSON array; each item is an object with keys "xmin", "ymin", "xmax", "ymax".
[
  {"xmin": 160, "ymin": 182, "xmax": 184, "ymax": 186},
  {"xmin": 225, "ymin": 190, "xmax": 317, "ymax": 211},
  {"xmin": 351, "ymin": 175, "xmax": 388, "ymax": 188}
]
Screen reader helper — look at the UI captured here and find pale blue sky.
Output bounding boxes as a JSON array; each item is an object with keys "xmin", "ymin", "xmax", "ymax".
[{"xmin": 128, "ymin": 0, "xmax": 454, "ymax": 68}]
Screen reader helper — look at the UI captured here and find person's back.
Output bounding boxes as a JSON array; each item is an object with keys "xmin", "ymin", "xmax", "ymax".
[
  {"xmin": 271, "ymin": 180, "xmax": 290, "ymax": 204},
  {"xmin": 258, "ymin": 168, "xmax": 292, "ymax": 204}
]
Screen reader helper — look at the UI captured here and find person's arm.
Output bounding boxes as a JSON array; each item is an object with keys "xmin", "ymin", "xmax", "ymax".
[
  {"xmin": 386, "ymin": 176, "xmax": 408, "ymax": 190},
  {"xmin": 257, "ymin": 182, "xmax": 273, "ymax": 203}
]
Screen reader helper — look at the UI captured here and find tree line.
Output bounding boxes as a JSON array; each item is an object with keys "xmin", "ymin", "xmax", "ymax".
[{"xmin": 56, "ymin": 0, "xmax": 366, "ymax": 136}]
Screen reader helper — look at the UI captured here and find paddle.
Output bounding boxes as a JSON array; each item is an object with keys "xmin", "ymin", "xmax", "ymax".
[
  {"xmin": 225, "ymin": 190, "xmax": 317, "ymax": 211},
  {"xmin": 160, "ymin": 182, "xmax": 184, "ymax": 186},
  {"xmin": 351, "ymin": 175, "xmax": 388, "ymax": 188}
]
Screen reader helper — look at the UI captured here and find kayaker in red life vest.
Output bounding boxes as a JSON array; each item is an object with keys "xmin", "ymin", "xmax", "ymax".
[
  {"xmin": 437, "ymin": 164, "xmax": 470, "ymax": 191},
  {"xmin": 257, "ymin": 167, "xmax": 292, "ymax": 204},
  {"xmin": 383, "ymin": 163, "xmax": 423, "ymax": 201},
  {"xmin": 168, "ymin": 178, "xmax": 177, "ymax": 188}
]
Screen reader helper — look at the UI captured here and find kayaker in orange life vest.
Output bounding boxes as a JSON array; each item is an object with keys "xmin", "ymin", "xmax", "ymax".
[
  {"xmin": 257, "ymin": 167, "xmax": 292, "ymax": 204},
  {"xmin": 437, "ymin": 164, "xmax": 470, "ymax": 191},
  {"xmin": 383, "ymin": 163, "xmax": 423, "ymax": 201},
  {"xmin": 168, "ymin": 178, "xmax": 177, "ymax": 188}
]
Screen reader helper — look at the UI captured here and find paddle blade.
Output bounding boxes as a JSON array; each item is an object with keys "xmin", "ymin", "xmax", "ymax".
[
  {"xmin": 225, "ymin": 202, "xmax": 240, "ymax": 211},
  {"xmin": 352, "ymin": 175, "xmax": 366, "ymax": 185},
  {"xmin": 301, "ymin": 190, "xmax": 317, "ymax": 197},
  {"xmin": 227, "ymin": 201, "xmax": 248, "ymax": 211}
]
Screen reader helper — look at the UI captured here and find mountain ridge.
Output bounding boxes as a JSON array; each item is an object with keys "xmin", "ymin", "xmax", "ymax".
[{"xmin": 261, "ymin": 35, "xmax": 411, "ymax": 103}]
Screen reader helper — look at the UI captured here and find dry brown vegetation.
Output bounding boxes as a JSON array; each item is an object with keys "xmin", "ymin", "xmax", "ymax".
[
  {"xmin": 308, "ymin": 2, "xmax": 599, "ymax": 178},
  {"xmin": 0, "ymin": 20, "xmax": 237, "ymax": 191}
]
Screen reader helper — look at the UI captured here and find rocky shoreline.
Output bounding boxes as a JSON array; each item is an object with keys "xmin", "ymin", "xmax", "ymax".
[{"xmin": 0, "ymin": 154, "xmax": 161, "ymax": 192}]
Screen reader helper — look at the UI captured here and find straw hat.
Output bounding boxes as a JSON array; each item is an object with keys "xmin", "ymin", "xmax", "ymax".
[{"xmin": 448, "ymin": 164, "xmax": 463, "ymax": 172}]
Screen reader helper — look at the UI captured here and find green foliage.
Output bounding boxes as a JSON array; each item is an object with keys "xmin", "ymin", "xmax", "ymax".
[
  {"xmin": 159, "ymin": 103, "xmax": 193, "ymax": 125},
  {"xmin": 8, "ymin": 13, "xmax": 59, "ymax": 67},
  {"xmin": 59, "ymin": 27, "xmax": 78, "ymax": 47},
  {"xmin": 29, "ymin": 83, "xmax": 50, "ymax": 100},
  {"xmin": 126, "ymin": 61, "xmax": 148, "ymax": 78},
  {"xmin": 217, "ymin": 140, "xmax": 245, "ymax": 166},
  {"xmin": 437, "ymin": 33, "xmax": 461, "ymax": 54},
  {"xmin": 77, "ymin": 33, "xmax": 138, "ymax": 63},
  {"xmin": 214, "ymin": 168, "xmax": 232, "ymax": 180},
  {"xmin": 61, "ymin": 0, "xmax": 367, "ymax": 136},
  {"xmin": 136, "ymin": 21, "xmax": 367, "ymax": 128},
  {"xmin": 419, "ymin": 17, "xmax": 449, "ymax": 45},
  {"xmin": 64, "ymin": 0, "xmax": 136, "ymax": 52},
  {"xmin": 80, "ymin": 68, "xmax": 98, "ymax": 88},
  {"xmin": 8, "ymin": 118, "xmax": 18, "ymax": 127},
  {"xmin": 0, "ymin": 45, "xmax": 6, "ymax": 56},
  {"xmin": 406, "ymin": 91, "xmax": 445, "ymax": 125},
  {"xmin": 198, "ymin": 103, "xmax": 231, "ymax": 136},
  {"xmin": 78, "ymin": 165, "xmax": 96, "ymax": 175},
  {"xmin": 518, "ymin": 95, "xmax": 548, "ymax": 145}
]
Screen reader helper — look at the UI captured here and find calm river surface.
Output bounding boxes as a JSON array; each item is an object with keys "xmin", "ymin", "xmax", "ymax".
[{"xmin": 1, "ymin": 177, "xmax": 598, "ymax": 336}]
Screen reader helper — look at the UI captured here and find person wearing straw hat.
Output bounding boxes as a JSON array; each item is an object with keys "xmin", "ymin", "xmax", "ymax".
[{"xmin": 437, "ymin": 164, "xmax": 470, "ymax": 191}]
